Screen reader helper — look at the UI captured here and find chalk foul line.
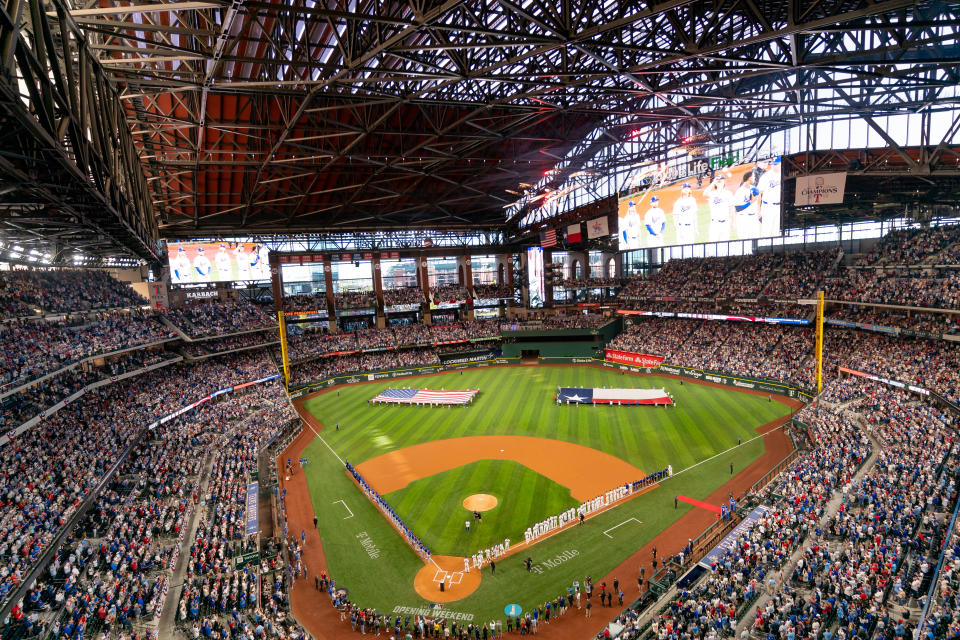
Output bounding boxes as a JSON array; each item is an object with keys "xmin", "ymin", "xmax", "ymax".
[
  {"xmin": 300, "ymin": 417, "xmax": 346, "ymax": 466},
  {"xmin": 603, "ymin": 517, "xmax": 643, "ymax": 538},
  {"xmin": 333, "ymin": 499, "xmax": 354, "ymax": 519}
]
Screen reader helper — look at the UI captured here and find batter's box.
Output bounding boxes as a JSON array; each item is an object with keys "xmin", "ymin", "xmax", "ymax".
[{"xmin": 431, "ymin": 569, "xmax": 464, "ymax": 586}]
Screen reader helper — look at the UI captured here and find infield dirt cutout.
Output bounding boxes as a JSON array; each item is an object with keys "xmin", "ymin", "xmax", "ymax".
[
  {"xmin": 357, "ymin": 435, "xmax": 647, "ymax": 602},
  {"xmin": 463, "ymin": 494, "xmax": 498, "ymax": 512},
  {"xmin": 355, "ymin": 435, "xmax": 644, "ymax": 502}
]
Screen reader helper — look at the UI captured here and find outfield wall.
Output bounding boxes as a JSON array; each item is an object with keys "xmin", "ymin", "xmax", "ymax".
[{"xmin": 288, "ymin": 355, "xmax": 814, "ymax": 401}]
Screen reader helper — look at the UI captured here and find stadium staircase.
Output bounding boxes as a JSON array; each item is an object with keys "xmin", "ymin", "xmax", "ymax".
[
  {"xmin": 159, "ymin": 314, "xmax": 191, "ymax": 341},
  {"xmin": 735, "ymin": 425, "xmax": 882, "ymax": 637}
]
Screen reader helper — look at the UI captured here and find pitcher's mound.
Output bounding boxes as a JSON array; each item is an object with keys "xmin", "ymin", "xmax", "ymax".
[{"xmin": 462, "ymin": 494, "xmax": 498, "ymax": 511}]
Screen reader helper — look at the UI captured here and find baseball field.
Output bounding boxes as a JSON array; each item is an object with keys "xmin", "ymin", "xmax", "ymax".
[{"xmin": 284, "ymin": 365, "xmax": 795, "ymax": 626}]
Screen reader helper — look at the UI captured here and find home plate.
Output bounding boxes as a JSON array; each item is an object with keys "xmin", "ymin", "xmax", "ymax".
[
  {"xmin": 432, "ymin": 569, "xmax": 464, "ymax": 585},
  {"xmin": 603, "ymin": 517, "xmax": 643, "ymax": 538}
]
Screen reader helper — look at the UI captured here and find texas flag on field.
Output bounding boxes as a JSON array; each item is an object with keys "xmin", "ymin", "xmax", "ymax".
[
  {"xmin": 556, "ymin": 387, "xmax": 672, "ymax": 406},
  {"xmin": 565, "ymin": 223, "xmax": 582, "ymax": 244}
]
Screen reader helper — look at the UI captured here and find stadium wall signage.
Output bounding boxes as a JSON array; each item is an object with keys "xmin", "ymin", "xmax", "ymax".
[
  {"xmin": 604, "ymin": 349, "xmax": 665, "ymax": 368},
  {"xmin": 438, "ymin": 350, "xmax": 500, "ymax": 365}
]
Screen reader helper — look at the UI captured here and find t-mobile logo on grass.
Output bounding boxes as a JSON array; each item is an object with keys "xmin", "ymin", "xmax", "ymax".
[
  {"xmin": 531, "ymin": 549, "xmax": 579, "ymax": 574},
  {"xmin": 356, "ymin": 531, "xmax": 380, "ymax": 559}
]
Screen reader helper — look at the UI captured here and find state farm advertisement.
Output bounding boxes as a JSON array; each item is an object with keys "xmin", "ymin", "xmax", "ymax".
[{"xmin": 604, "ymin": 349, "xmax": 665, "ymax": 368}]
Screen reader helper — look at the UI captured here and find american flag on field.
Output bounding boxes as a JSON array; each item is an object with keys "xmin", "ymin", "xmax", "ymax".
[
  {"xmin": 371, "ymin": 388, "xmax": 479, "ymax": 406},
  {"xmin": 540, "ymin": 229, "xmax": 557, "ymax": 247}
]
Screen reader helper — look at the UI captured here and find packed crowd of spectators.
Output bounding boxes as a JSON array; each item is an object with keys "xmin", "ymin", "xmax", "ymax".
[
  {"xmin": 471, "ymin": 283, "xmax": 512, "ymax": 300},
  {"xmin": 757, "ymin": 382, "xmax": 956, "ymax": 640},
  {"xmin": 165, "ymin": 300, "xmax": 275, "ymax": 338},
  {"xmin": 0, "ymin": 311, "xmax": 176, "ymax": 389},
  {"xmin": 608, "ymin": 318, "xmax": 697, "ymax": 359},
  {"xmin": 283, "ymin": 320, "xmax": 502, "ymax": 368},
  {"xmin": 176, "ymin": 382, "xmax": 298, "ymax": 640},
  {"xmin": 284, "ymin": 292, "xmax": 328, "ymax": 313},
  {"xmin": 827, "ymin": 306, "xmax": 958, "ymax": 335},
  {"xmin": 334, "ymin": 290, "xmax": 376, "ymax": 310},
  {"xmin": 4, "ymin": 368, "xmax": 299, "ymax": 640},
  {"xmin": 182, "ymin": 330, "xmax": 278, "ymax": 358},
  {"xmin": 356, "ymin": 328, "xmax": 398, "ymax": 350},
  {"xmin": 382, "ymin": 287, "xmax": 424, "ymax": 306},
  {"xmin": 0, "ymin": 351, "xmax": 178, "ymax": 436},
  {"xmin": 824, "ymin": 268, "xmax": 960, "ymax": 310},
  {"xmin": 430, "ymin": 284, "xmax": 470, "ymax": 303},
  {"xmin": 0, "ymin": 270, "xmax": 146, "ymax": 319},
  {"xmin": 855, "ymin": 224, "xmax": 960, "ymax": 267},
  {"xmin": 644, "ymin": 380, "xmax": 875, "ymax": 640},
  {"xmin": 558, "ymin": 277, "xmax": 620, "ymax": 289},
  {"xmin": 0, "ymin": 348, "xmax": 289, "ymax": 632},
  {"xmin": 760, "ymin": 249, "xmax": 841, "ymax": 299},
  {"xmin": 534, "ymin": 314, "xmax": 608, "ymax": 330}
]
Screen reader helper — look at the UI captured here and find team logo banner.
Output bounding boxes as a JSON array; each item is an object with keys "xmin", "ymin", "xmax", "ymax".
[
  {"xmin": 604, "ymin": 349, "xmax": 665, "ymax": 368},
  {"xmin": 794, "ymin": 172, "xmax": 846, "ymax": 205},
  {"xmin": 587, "ymin": 216, "xmax": 609, "ymax": 239}
]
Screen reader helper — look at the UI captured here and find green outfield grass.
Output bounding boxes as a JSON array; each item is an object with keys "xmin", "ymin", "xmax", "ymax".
[
  {"xmin": 386, "ymin": 460, "xmax": 580, "ymax": 555},
  {"xmin": 299, "ymin": 365, "xmax": 793, "ymax": 622}
]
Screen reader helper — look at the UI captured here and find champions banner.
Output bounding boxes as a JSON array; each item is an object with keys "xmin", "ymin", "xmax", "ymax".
[
  {"xmin": 604, "ymin": 349, "xmax": 665, "ymax": 368},
  {"xmin": 794, "ymin": 172, "xmax": 847, "ymax": 206}
]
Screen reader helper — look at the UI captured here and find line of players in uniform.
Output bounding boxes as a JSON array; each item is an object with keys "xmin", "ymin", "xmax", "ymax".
[
  {"xmin": 171, "ymin": 242, "xmax": 271, "ymax": 283},
  {"xmin": 622, "ymin": 157, "xmax": 781, "ymax": 247}
]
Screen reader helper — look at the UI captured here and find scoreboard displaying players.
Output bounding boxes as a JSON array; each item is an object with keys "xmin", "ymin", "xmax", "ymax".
[
  {"xmin": 617, "ymin": 159, "xmax": 781, "ymax": 251},
  {"xmin": 167, "ymin": 241, "xmax": 271, "ymax": 284}
]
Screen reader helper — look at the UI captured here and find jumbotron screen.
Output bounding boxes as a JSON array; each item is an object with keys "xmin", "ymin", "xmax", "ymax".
[
  {"xmin": 617, "ymin": 159, "xmax": 781, "ymax": 250},
  {"xmin": 168, "ymin": 241, "xmax": 271, "ymax": 284}
]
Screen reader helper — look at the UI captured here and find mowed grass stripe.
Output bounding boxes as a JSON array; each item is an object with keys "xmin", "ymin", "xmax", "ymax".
[{"xmin": 303, "ymin": 368, "xmax": 791, "ymax": 473}]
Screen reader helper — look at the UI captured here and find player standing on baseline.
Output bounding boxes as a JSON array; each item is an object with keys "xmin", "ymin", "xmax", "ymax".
[
  {"xmin": 672, "ymin": 183, "xmax": 698, "ymax": 245},
  {"xmin": 704, "ymin": 172, "xmax": 734, "ymax": 243},
  {"xmin": 644, "ymin": 196, "xmax": 666, "ymax": 247}
]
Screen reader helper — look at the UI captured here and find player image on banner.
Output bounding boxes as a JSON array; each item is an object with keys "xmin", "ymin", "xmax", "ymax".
[
  {"xmin": 733, "ymin": 172, "xmax": 761, "ymax": 239},
  {"xmin": 621, "ymin": 200, "xmax": 642, "ymax": 247},
  {"xmin": 193, "ymin": 246, "xmax": 213, "ymax": 282},
  {"xmin": 171, "ymin": 246, "xmax": 191, "ymax": 284},
  {"xmin": 617, "ymin": 159, "xmax": 781, "ymax": 249},
  {"xmin": 235, "ymin": 243, "xmax": 251, "ymax": 280},
  {"xmin": 644, "ymin": 196, "xmax": 666, "ymax": 247},
  {"xmin": 167, "ymin": 241, "xmax": 271, "ymax": 284},
  {"xmin": 673, "ymin": 183, "xmax": 698, "ymax": 245},
  {"xmin": 756, "ymin": 157, "xmax": 781, "ymax": 238},
  {"xmin": 215, "ymin": 243, "xmax": 232, "ymax": 280},
  {"xmin": 705, "ymin": 172, "xmax": 733, "ymax": 243}
]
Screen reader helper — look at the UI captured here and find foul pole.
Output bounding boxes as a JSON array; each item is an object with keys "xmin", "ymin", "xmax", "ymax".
[
  {"xmin": 814, "ymin": 290, "xmax": 824, "ymax": 394},
  {"xmin": 278, "ymin": 311, "xmax": 291, "ymax": 390}
]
